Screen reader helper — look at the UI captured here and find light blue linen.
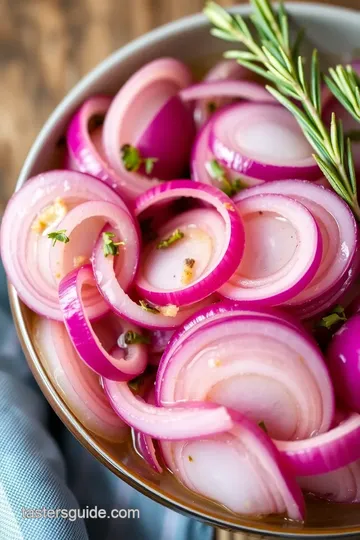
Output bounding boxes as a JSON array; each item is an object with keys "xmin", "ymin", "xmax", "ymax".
[{"xmin": 0, "ymin": 261, "xmax": 214, "ymax": 540}]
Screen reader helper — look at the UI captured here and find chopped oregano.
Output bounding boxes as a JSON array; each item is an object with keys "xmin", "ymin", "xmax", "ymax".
[
  {"xmin": 128, "ymin": 374, "xmax": 146, "ymax": 392},
  {"xmin": 139, "ymin": 300, "xmax": 160, "ymax": 314},
  {"xmin": 102, "ymin": 231, "xmax": 124, "ymax": 257},
  {"xmin": 184, "ymin": 258, "xmax": 195, "ymax": 269},
  {"xmin": 258, "ymin": 421, "xmax": 268, "ymax": 433},
  {"xmin": 124, "ymin": 330, "xmax": 150, "ymax": 345},
  {"xmin": 206, "ymin": 159, "xmax": 244, "ymax": 197},
  {"xmin": 47, "ymin": 229, "xmax": 70, "ymax": 246},
  {"xmin": 182, "ymin": 258, "xmax": 196, "ymax": 285},
  {"xmin": 319, "ymin": 305, "xmax": 347, "ymax": 330},
  {"xmin": 157, "ymin": 228, "xmax": 184, "ymax": 249},
  {"xmin": 121, "ymin": 144, "xmax": 158, "ymax": 175}
]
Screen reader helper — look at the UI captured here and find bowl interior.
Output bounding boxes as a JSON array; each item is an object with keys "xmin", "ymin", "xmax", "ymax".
[{"xmin": 9, "ymin": 3, "xmax": 360, "ymax": 537}]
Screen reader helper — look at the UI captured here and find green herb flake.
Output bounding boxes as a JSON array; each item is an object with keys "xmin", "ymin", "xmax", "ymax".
[
  {"xmin": 139, "ymin": 300, "xmax": 160, "ymax": 314},
  {"xmin": 319, "ymin": 305, "xmax": 347, "ymax": 329},
  {"xmin": 258, "ymin": 421, "xmax": 268, "ymax": 433},
  {"xmin": 128, "ymin": 374, "xmax": 145, "ymax": 392},
  {"xmin": 157, "ymin": 229, "xmax": 184, "ymax": 249},
  {"xmin": 124, "ymin": 330, "xmax": 150, "ymax": 346},
  {"xmin": 206, "ymin": 159, "xmax": 243, "ymax": 197},
  {"xmin": 47, "ymin": 229, "xmax": 70, "ymax": 246},
  {"xmin": 102, "ymin": 231, "xmax": 124, "ymax": 257},
  {"xmin": 121, "ymin": 144, "xmax": 158, "ymax": 175}
]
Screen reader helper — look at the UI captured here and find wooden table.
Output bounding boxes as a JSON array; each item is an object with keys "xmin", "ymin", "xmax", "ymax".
[{"xmin": 0, "ymin": 0, "xmax": 358, "ymax": 205}]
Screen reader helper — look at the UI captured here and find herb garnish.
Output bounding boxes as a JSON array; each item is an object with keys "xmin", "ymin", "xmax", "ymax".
[
  {"xmin": 47, "ymin": 229, "xmax": 70, "ymax": 246},
  {"xmin": 102, "ymin": 231, "xmax": 124, "ymax": 257},
  {"xmin": 206, "ymin": 159, "xmax": 245, "ymax": 197},
  {"xmin": 157, "ymin": 229, "xmax": 184, "ymax": 249},
  {"xmin": 204, "ymin": 0, "xmax": 360, "ymax": 219},
  {"xmin": 121, "ymin": 144, "xmax": 158, "ymax": 175},
  {"xmin": 123, "ymin": 330, "xmax": 150, "ymax": 346},
  {"xmin": 319, "ymin": 305, "xmax": 347, "ymax": 330},
  {"xmin": 139, "ymin": 300, "xmax": 160, "ymax": 314}
]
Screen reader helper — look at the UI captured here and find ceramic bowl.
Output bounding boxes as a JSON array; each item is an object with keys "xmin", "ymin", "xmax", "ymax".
[{"xmin": 8, "ymin": 3, "xmax": 360, "ymax": 537}]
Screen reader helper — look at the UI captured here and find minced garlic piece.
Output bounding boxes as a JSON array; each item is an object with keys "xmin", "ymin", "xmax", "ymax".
[
  {"xmin": 158, "ymin": 304, "xmax": 179, "ymax": 317},
  {"xmin": 31, "ymin": 198, "xmax": 68, "ymax": 234},
  {"xmin": 181, "ymin": 258, "xmax": 195, "ymax": 285},
  {"xmin": 224, "ymin": 202, "xmax": 235, "ymax": 212},
  {"xmin": 73, "ymin": 255, "xmax": 87, "ymax": 268}
]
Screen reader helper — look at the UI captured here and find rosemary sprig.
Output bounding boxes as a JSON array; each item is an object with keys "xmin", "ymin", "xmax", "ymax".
[
  {"xmin": 204, "ymin": 0, "xmax": 360, "ymax": 219},
  {"xmin": 325, "ymin": 65, "xmax": 360, "ymax": 123}
]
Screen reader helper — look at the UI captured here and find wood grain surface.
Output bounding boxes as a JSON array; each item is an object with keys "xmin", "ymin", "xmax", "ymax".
[{"xmin": 0, "ymin": 0, "xmax": 358, "ymax": 205}]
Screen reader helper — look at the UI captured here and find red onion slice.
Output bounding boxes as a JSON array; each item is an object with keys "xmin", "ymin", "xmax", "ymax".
[
  {"xmin": 132, "ymin": 387, "xmax": 163, "ymax": 473},
  {"xmin": 33, "ymin": 316, "xmax": 128, "ymax": 442},
  {"xmin": 135, "ymin": 207, "xmax": 241, "ymax": 306},
  {"xmin": 66, "ymin": 95, "xmax": 151, "ymax": 203},
  {"xmin": 160, "ymin": 412, "xmax": 304, "ymax": 520},
  {"xmin": 92, "ymin": 239, "xmax": 217, "ymax": 330},
  {"xmin": 59, "ymin": 263, "xmax": 148, "ymax": 381},
  {"xmin": 157, "ymin": 312, "xmax": 334, "ymax": 441},
  {"xmin": 327, "ymin": 314, "xmax": 360, "ymax": 413},
  {"xmin": 180, "ymin": 80, "xmax": 274, "ymax": 104},
  {"xmin": 209, "ymin": 103, "xmax": 320, "ymax": 181},
  {"xmin": 0, "ymin": 170, "xmax": 127, "ymax": 320},
  {"xmin": 219, "ymin": 194, "xmax": 322, "ymax": 305},
  {"xmin": 276, "ymin": 413, "xmax": 360, "ymax": 476},
  {"xmin": 191, "ymin": 116, "xmax": 265, "ymax": 190},
  {"xmin": 102, "ymin": 58, "xmax": 193, "ymax": 183},
  {"xmin": 299, "ymin": 460, "xmax": 360, "ymax": 503},
  {"xmin": 50, "ymin": 200, "xmax": 139, "ymax": 294},
  {"xmin": 235, "ymin": 180, "xmax": 357, "ymax": 314},
  {"xmin": 191, "ymin": 59, "xmax": 268, "ymax": 127},
  {"xmin": 102, "ymin": 378, "xmax": 233, "ymax": 440},
  {"xmin": 132, "ymin": 425, "xmax": 163, "ymax": 473}
]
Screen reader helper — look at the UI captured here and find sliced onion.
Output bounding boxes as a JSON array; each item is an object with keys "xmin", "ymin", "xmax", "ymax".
[
  {"xmin": 135, "ymin": 206, "xmax": 242, "ymax": 306},
  {"xmin": 33, "ymin": 315, "xmax": 128, "ymax": 442},
  {"xmin": 160, "ymin": 411, "xmax": 304, "ymax": 520},
  {"xmin": 135, "ymin": 95, "xmax": 195, "ymax": 179},
  {"xmin": 157, "ymin": 312, "xmax": 334, "ymax": 441},
  {"xmin": 276, "ymin": 413, "xmax": 360, "ymax": 476},
  {"xmin": 180, "ymin": 80, "xmax": 274, "ymax": 124},
  {"xmin": 132, "ymin": 423, "xmax": 163, "ymax": 473},
  {"xmin": 234, "ymin": 180, "xmax": 358, "ymax": 314},
  {"xmin": 59, "ymin": 262, "xmax": 148, "ymax": 381},
  {"xmin": 66, "ymin": 95, "xmax": 148, "ymax": 203},
  {"xmin": 132, "ymin": 386, "xmax": 163, "ymax": 473},
  {"xmin": 192, "ymin": 59, "xmax": 268, "ymax": 127},
  {"xmin": 102, "ymin": 58, "xmax": 194, "ymax": 183},
  {"xmin": 299, "ymin": 460, "xmax": 360, "ymax": 503},
  {"xmin": 92, "ymin": 236, "xmax": 217, "ymax": 330},
  {"xmin": 0, "ymin": 170, "xmax": 127, "ymax": 320},
  {"xmin": 219, "ymin": 193, "xmax": 322, "ymax": 305},
  {"xmin": 50, "ymin": 200, "xmax": 138, "ymax": 294},
  {"xmin": 102, "ymin": 378, "xmax": 233, "ymax": 440},
  {"xmin": 327, "ymin": 314, "xmax": 360, "ymax": 413},
  {"xmin": 156, "ymin": 303, "xmax": 310, "ymax": 395},
  {"xmin": 191, "ymin": 115, "xmax": 265, "ymax": 190},
  {"xmin": 209, "ymin": 103, "xmax": 320, "ymax": 181}
]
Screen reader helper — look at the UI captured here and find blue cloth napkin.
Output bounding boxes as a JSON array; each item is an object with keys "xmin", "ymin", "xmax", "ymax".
[{"xmin": 0, "ymin": 262, "xmax": 214, "ymax": 540}]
